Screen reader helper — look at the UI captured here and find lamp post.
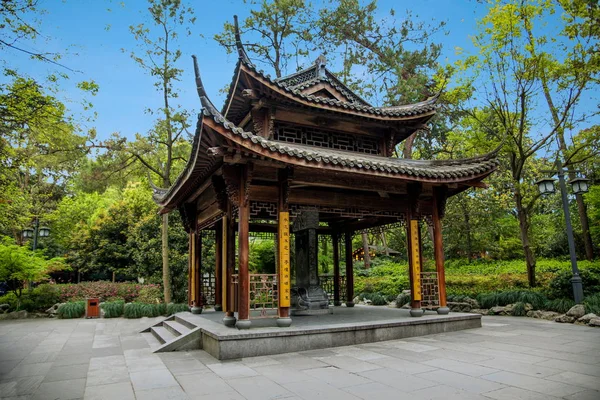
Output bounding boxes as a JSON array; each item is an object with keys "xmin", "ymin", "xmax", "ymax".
[
  {"xmin": 537, "ymin": 158, "xmax": 588, "ymax": 303},
  {"xmin": 22, "ymin": 217, "xmax": 50, "ymax": 252}
]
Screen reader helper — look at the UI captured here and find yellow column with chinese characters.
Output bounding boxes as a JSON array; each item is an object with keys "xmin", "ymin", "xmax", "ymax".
[
  {"xmin": 278, "ymin": 212, "xmax": 291, "ymax": 307},
  {"xmin": 410, "ymin": 219, "xmax": 422, "ymax": 302}
]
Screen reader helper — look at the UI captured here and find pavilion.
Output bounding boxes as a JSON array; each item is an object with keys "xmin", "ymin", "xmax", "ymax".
[{"xmin": 152, "ymin": 17, "xmax": 498, "ymax": 330}]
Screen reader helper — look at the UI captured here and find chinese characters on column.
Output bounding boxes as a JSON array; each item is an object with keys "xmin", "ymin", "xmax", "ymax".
[
  {"xmin": 410, "ymin": 219, "xmax": 422, "ymax": 301},
  {"xmin": 278, "ymin": 212, "xmax": 291, "ymax": 307}
]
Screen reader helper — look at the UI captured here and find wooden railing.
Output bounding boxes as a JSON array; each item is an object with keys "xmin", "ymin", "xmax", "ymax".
[
  {"xmin": 420, "ymin": 271, "xmax": 440, "ymax": 309},
  {"xmin": 231, "ymin": 273, "xmax": 279, "ymax": 318},
  {"xmin": 201, "ymin": 273, "xmax": 215, "ymax": 305},
  {"xmin": 319, "ymin": 274, "xmax": 346, "ymax": 304}
]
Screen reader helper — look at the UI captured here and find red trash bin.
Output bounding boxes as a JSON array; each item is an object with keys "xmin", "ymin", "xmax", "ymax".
[{"xmin": 86, "ymin": 298, "xmax": 100, "ymax": 318}]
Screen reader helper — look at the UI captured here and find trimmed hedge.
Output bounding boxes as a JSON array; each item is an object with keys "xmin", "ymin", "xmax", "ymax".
[{"xmin": 57, "ymin": 302, "xmax": 85, "ymax": 319}]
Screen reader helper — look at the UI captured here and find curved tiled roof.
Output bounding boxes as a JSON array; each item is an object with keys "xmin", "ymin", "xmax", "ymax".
[
  {"xmin": 204, "ymin": 106, "xmax": 499, "ymax": 181},
  {"xmin": 242, "ymin": 60, "xmax": 439, "ymax": 118}
]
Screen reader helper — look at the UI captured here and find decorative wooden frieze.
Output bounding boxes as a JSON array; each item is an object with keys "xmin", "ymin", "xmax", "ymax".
[
  {"xmin": 222, "ymin": 165, "xmax": 240, "ymax": 206},
  {"xmin": 274, "ymin": 122, "xmax": 380, "ymax": 155},
  {"xmin": 211, "ymin": 175, "xmax": 229, "ymax": 213},
  {"xmin": 250, "ymin": 201, "xmax": 278, "ymax": 218}
]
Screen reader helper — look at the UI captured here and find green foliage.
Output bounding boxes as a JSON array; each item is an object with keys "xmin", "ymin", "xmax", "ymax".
[
  {"xmin": 122, "ymin": 302, "xmax": 188, "ymax": 318},
  {"xmin": 167, "ymin": 303, "xmax": 189, "ymax": 314},
  {"xmin": 477, "ymin": 291, "xmax": 546, "ymax": 310},
  {"xmin": 0, "ymin": 237, "xmax": 67, "ymax": 309},
  {"xmin": 57, "ymin": 301, "xmax": 85, "ymax": 319},
  {"xmin": 544, "ymin": 298, "xmax": 576, "ymax": 314},
  {"xmin": 56, "ymin": 282, "xmax": 161, "ymax": 303},
  {"xmin": 546, "ymin": 269, "xmax": 600, "ymax": 299},
  {"xmin": 511, "ymin": 302, "xmax": 527, "ymax": 316},
  {"xmin": 249, "ymin": 239, "xmax": 276, "ymax": 274},
  {"xmin": 396, "ymin": 293, "xmax": 410, "ymax": 307},
  {"xmin": 369, "ymin": 293, "xmax": 388, "ymax": 306},
  {"xmin": 583, "ymin": 293, "xmax": 600, "ymax": 315},
  {"xmin": 137, "ymin": 286, "xmax": 163, "ymax": 304},
  {"xmin": 101, "ymin": 301, "xmax": 124, "ymax": 318}
]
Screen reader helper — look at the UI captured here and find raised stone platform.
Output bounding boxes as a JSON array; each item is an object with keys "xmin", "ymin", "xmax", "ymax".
[{"xmin": 172, "ymin": 305, "xmax": 481, "ymax": 360}]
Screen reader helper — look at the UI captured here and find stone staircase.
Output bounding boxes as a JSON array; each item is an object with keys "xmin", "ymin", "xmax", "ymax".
[{"xmin": 141, "ymin": 313, "xmax": 202, "ymax": 352}]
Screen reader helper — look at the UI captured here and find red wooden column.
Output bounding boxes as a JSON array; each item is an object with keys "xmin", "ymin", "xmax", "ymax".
[
  {"xmin": 433, "ymin": 188, "xmax": 449, "ymax": 314},
  {"xmin": 194, "ymin": 231, "xmax": 203, "ymax": 310},
  {"xmin": 236, "ymin": 165, "xmax": 251, "ymax": 329},
  {"xmin": 344, "ymin": 230, "xmax": 355, "ymax": 307},
  {"xmin": 406, "ymin": 209, "xmax": 424, "ymax": 317},
  {"xmin": 187, "ymin": 232, "xmax": 193, "ymax": 306},
  {"xmin": 277, "ymin": 169, "xmax": 292, "ymax": 327},
  {"xmin": 332, "ymin": 231, "xmax": 341, "ymax": 306},
  {"xmin": 214, "ymin": 222, "xmax": 223, "ymax": 311},
  {"xmin": 222, "ymin": 205, "xmax": 236, "ymax": 327}
]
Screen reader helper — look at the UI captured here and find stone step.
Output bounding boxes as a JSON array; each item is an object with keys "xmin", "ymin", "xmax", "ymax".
[
  {"xmin": 141, "ymin": 331, "xmax": 162, "ymax": 351},
  {"xmin": 175, "ymin": 314, "xmax": 197, "ymax": 330},
  {"xmin": 163, "ymin": 320, "xmax": 191, "ymax": 337},
  {"xmin": 151, "ymin": 325, "xmax": 176, "ymax": 344}
]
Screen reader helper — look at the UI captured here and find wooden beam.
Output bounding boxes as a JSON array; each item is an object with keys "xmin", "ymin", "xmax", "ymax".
[{"xmin": 292, "ymin": 168, "xmax": 408, "ymax": 194}]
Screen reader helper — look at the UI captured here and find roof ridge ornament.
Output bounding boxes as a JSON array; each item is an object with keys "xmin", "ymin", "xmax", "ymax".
[
  {"xmin": 233, "ymin": 15, "xmax": 253, "ymax": 66},
  {"xmin": 192, "ymin": 55, "xmax": 220, "ymax": 116},
  {"xmin": 315, "ymin": 54, "xmax": 326, "ymax": 79}
]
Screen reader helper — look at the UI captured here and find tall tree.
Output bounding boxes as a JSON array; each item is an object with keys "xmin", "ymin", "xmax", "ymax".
[
  {"xmin": 104, "ymin": 0, "xmax": 195, "ymax": 302},
  {"xmin": 519, "ymin": 0, "xmax": 600, "ymax": 259},
  {"xmin": 318, "ymin": 0, "xmax": 445, "ymax": 158},
  {"xmin": 214, "ymin": 0, "xmax": 314, "ymax": 78}
]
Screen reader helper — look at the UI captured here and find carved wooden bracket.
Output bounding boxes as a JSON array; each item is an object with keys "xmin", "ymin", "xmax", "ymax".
[
  {"xmin": 222, "ymin": 165, "xmax": 240, "ymax": 207},
  {"xmin": 407, "ymin": 182, "xmax": 423, "ymax": 215},
  {"xmin": 178, "ymin": 202, "xmax": 197, "ymax": 233},
  {"xmin": 211, "ymin": 175, "xmax": 229, "ymax": 213},
  {"xmin": 434, "ymin": 186, "xmax": 448, "ymax": 219}
]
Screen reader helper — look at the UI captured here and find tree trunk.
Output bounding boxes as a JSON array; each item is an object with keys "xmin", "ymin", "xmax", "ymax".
[
  {"xmin": 362, "ymin": 232, "xmax": 370, "ymax": 268},
  {"xmin": 381, "ymin": 232, "xmax": 389, "ymax": 256},
  {"xmin": 460, "ymin": 199, "xmax": 473, "ymax": 263},
  {"xmin": 403, "ymin": 133, "xmax": 416, "ymax": 159},
  {"xmin": 515, "ymin": 189, "xmax": 536, "ymax": 287},
  {"xmin": 575, "ymin": 194, "xmax": 594, "ymax": 260},
  {"xmin": 162, "ymin": 213, "xmax": 172, "ymax": 303}
]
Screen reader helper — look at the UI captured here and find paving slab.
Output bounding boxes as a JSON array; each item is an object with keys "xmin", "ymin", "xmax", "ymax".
[{"xmin": 0, "ymin": 314, "xmax": 598, "ymax": 400}]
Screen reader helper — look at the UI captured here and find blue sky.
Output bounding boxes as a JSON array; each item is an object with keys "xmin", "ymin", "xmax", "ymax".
[{"xmin": 5, "ymin": 0, "xmax": 490, "ymax": 141}]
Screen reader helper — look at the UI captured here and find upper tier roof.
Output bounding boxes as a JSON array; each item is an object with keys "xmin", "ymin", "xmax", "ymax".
[
  {"xmin": 221, "ymin": 17, "xmax": 439, "ymax": 125},
  {"xmin": 152, "ymin": 56, "xmax": 499, "ymax": 211}
]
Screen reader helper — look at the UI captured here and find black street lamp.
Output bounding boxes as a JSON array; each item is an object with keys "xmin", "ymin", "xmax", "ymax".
[
  {"xmin": 537, "ymin": 158, "xmax": 588, "ymax": 303},
  {"xmin": 21, "ymin": 217, "xmax": 50, "ymax": 252}
]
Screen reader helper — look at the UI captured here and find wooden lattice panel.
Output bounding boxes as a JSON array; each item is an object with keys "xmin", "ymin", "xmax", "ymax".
[
  {"xmin": 250, "ymin": 274, "xmax": 279, "ymax": 318},
  {"xmin": 319, "ymin": 274, "xmax": 346, "ymax": 305},
  {"xmin": 274, "ymin": 123, "xmax": 380, "ymax": 155},
  {"xmin": 420, "ymin": 271, "xmax": 440, "ymax": 309},
  {"xmin": 201, "ymin": 273, "xmax": 215, "ymax": 305}
]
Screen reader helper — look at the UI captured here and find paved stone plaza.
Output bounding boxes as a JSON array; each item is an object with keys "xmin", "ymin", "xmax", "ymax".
[{"xmin": 0, "ymin": 315, "xmax": 598, "ymax": 400}]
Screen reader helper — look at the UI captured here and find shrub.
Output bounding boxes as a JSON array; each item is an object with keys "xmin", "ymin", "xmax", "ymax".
[
  {"xmin": 583, "ymin": 293, "xmax": 600, "ymax": 315},
  {"xmin": 544, "ymin": 298, "xmax": 576, "ymax": 314},
  {"xmin": 56, "ymin": 281, "xmax": 162, "ymax": 303},
  {"xmin": 546, "ymin": 269, "xmax": 600, "ymax": 299},
  {"xmin": 124, "ymin": 303, "xmax": 162, "ymax": 318},
  {"xmin": 511, "ymin": 302, "xmax": 527, "ymax": 316},
  {"xmin": 57, "ymin": 301, "xmax": 85, "ymax": 319},
  {"xmin": 167, "ymin": 303, "xmax": 189, "ymax": 314},
  {"xmin": 370, "ymin": 293, "xmax": 388, "ymax": 305},
  {"xmin": 101, "ymin": 301, "xmax": 124, "ymax": 318},
  {"xmin": 31, "ymin": 284, "xmax": 61, "ymax": 310},
  {"xmin": 477, "ymin": 291, "xmax": 547, "ymax": 310},
  {"xmin": 137, "ymin": 286, "xmax": 163, "ymax": 304},
  {"xmin": 395, "ymin": 293, "xmax": 410, "ymax": 307}
]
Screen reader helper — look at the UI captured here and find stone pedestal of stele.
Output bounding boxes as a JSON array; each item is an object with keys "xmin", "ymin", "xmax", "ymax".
[{"xmin": 291, "ymin": 210, "xmax": 331, "ymax": 316}]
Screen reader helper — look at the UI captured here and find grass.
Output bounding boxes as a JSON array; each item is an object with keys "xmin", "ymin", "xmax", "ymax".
[
  {"xmin": 101, "ymin": 301, "xmax": 124, "ymax": 318},
  {"xmin": 583, "ymin": 293, "xmax": 600, "ymax": 315},
  {"xmin": 511, "ymin": 301, "xmax": 527, "ymax": 316},
  {"xmin": 57, "ymin": 302, "xmax": 85, "ymax": 319},
  {"xmin": 544, "ymin": 298, "xmax": 576, "ymax": 314},
  {"xmin": 476, "ymin": 290, "xmax": 547, "ymax": 310}
]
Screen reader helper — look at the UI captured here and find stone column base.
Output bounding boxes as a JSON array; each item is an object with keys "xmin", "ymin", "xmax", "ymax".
[
  {"xmin": 436, "ymin": 307, "xmax": 450, "ymax": 315},
  {"xmin": 410, "ymin": 308, "xmax": 424, "ymax": 317},
  {"xmin": 236, "ymin": 319, "xmax": 251, "ymax": 330},
  {"xmin": 276, "ymin": 317, "xmax": 292, "ymax": 327},
  {"xmin": 223, "ymin": 315, "xmax": 236, "ymax": 327},
  {"xmin": 345, "ymin": 301, "xmax": 355, "ymax": 308}
]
